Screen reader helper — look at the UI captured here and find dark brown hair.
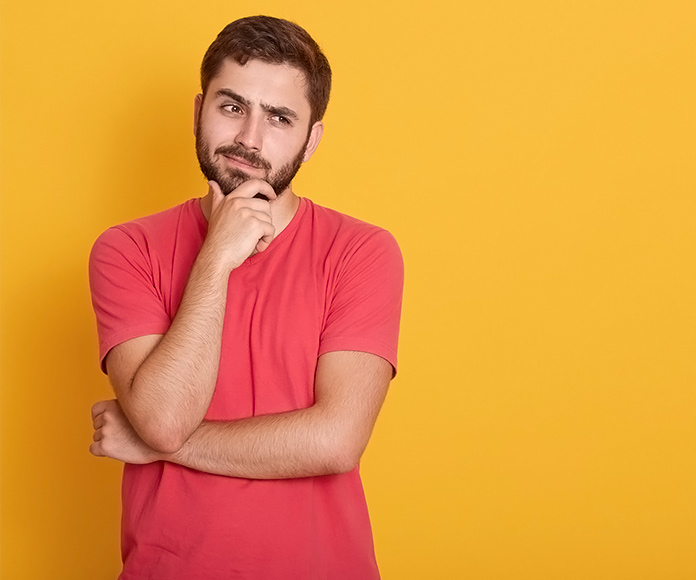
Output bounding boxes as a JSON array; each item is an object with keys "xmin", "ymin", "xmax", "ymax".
[{"xmin": 201, "ymin": 16, "xmax": 332, "ymax": 125}]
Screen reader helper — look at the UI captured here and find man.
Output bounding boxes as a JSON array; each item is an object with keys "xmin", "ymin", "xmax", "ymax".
[{"xmin": 89, "ymin": 15, "xmax": 403, "ymax": 579}]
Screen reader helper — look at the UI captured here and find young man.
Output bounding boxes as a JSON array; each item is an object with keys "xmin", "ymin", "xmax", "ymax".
[{"xmin": 89, "ymin": 16, "xmax": 403, "ymax": 579}]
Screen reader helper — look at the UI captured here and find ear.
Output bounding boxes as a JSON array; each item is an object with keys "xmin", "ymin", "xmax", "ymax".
[
  {"xmin": 302, "ymin": 121, "xmax": 324, "ymax": 162},
  {"xmin": 193, "ymin": 93, "xmax": 203, "ymax": 134}
]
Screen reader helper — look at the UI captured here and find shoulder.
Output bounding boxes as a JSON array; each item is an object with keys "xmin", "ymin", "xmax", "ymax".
[
  {"xmin": 93, "ymin": 199, "xmax": 201, "ymax": 245},
  {"xmin": 302, "ymin": 198, "xmax": 402, "ymax": 262},
  {"xmin": 90, "ymin": 199, "xmax": 202, "ymax": 261}
]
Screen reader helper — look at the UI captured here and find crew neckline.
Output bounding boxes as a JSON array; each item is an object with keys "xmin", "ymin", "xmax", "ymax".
[{"xmin": 192, "ymin": 196, "xmax": 309, "ymax": 268}]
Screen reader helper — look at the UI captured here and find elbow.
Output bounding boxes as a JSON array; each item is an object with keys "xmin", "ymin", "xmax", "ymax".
[
  {"xmin": 122, "ymin": 398, "xmax": 196, "ymax": 455},
  {"xmin": 332, "ymin": 455, "xmax": 360, "ymax": 475},
  {"xmin": 136, "ymin": 421, "xmax": 191, "ymax": 455},
  {"xmin": 314, "ymin": 418, "xmax": 372, "ymax": 475},
  {"xmin": 147, "ymin": 434, "xmax": 187, "ymax": 455},
  {"xmin": 322, "ymin": 439, "xmax": 365, "ymax": 475}
]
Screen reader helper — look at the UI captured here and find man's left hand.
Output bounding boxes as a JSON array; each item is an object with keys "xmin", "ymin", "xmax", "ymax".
[{"xmin": 90, "ymin": 399, "xmax": 162, "ymax": 464}]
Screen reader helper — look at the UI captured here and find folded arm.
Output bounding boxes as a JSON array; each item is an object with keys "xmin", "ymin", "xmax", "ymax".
[
  {"xmin": 105, "ymin": 180, "xmax": 277, "ymax": 453},
  {"xmin": 110, "ymin": 257, "xmax": 227, "ymax": 454},
  {"xmin": 91, "ymin": 350, "xmax": 392, "ymax": 479}
]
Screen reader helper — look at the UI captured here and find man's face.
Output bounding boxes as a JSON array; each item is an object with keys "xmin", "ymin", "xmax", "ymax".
[{"xmin": 194, "ymin": 58, "xmax": 320, "ymax": 196}]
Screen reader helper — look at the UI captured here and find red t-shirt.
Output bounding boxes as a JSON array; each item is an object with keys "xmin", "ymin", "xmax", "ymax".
[{"xmin": 89, "ymin": 197, "xmax": 404, "ymax": 579}]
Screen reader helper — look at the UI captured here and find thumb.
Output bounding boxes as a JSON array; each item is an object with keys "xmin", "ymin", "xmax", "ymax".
[{"xmin": 208, "ymin": 180, "xmax": 224, "ymax": 209}]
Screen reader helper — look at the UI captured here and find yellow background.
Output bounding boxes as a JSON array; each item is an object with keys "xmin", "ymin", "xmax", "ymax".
[{"xmin": 1, "ymin": 1, "xmax": 695, "ymax": 578}]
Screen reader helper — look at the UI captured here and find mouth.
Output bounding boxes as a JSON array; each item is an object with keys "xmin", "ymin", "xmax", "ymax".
[{"xmin": 222, "ymin": 154, "xmax": 263, "ymax": 171}]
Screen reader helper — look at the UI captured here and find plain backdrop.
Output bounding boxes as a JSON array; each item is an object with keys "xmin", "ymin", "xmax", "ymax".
[{"xmin": 1, "ymin": 1, "xmax": 695, "ymax": 578}]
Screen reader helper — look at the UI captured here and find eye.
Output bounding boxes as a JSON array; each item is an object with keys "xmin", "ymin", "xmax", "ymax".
[
  {"xmin": 271, "ymin": 115, "xmax": 291, "ymax": 126},
  {"xmin": 222, "ymin": 103, "xmax": 243, "ymax": 114}
]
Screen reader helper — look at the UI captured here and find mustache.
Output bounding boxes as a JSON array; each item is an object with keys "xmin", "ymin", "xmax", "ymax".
[{"xmin": 214, "ymin": 144, "xmax": 271, "ymax": 171}]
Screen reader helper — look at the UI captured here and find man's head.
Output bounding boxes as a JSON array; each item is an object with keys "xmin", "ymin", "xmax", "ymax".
[
  {"xmin": 201, "ymin": 16, "xmax": 332, "ymax": 127},
  {"xmin": 195, "ymin": 16, "xmax": 331, "ymax": 196}
]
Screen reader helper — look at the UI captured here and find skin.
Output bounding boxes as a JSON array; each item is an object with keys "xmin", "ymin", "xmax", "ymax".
[{"xmin": 90, "ymin": 59, "xmax": 393, "ymax": 478}]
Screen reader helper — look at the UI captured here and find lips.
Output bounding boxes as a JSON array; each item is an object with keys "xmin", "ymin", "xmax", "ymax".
[
  {"xmin": 223, "ymin": 154, "xmax": 262, "ymax": 170},
  {"xmin": 215, "ymin": 145, "xmax": 271, "ymax": 171}
]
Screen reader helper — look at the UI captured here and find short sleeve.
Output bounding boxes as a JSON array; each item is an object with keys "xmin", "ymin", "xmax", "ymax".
[
  {"xmin": 319, "ymin": 229, "xmax": 404, "ymax": 373},
  {"xmin": 89, "ymin": 226, "xmax": 171, "ymax": 372}
]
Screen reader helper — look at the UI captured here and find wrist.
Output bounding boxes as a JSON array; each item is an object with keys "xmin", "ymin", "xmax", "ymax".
[{"xmin": 194, "ymin": 242, "xmax": 236, "ymax": 280}]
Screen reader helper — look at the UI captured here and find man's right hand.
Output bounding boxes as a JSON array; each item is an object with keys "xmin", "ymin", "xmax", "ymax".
[{"xmin": 203, "ymin": 179, "xmax": 277, "ymax": 271}]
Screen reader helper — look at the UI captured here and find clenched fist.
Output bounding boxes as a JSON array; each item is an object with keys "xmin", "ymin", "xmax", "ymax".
[{"xmin": 90, "ymin": 399, "xmax": 161, "ymax": 465}]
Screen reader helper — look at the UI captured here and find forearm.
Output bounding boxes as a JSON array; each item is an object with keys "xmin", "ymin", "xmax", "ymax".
[
  {"xmin": 164, "ymin": 406, "xmax": 361, "ymax": 479},
  {"xmin": 120, "ymin": 249, "xmax": 229, "ymax": 452},
  {"xmin": 158, "ymin": 351, "xmax": 391, "ymax": 478},
  {"xmin": 94, "ymin": 352, "xmax": 392, "ymax": 477}
]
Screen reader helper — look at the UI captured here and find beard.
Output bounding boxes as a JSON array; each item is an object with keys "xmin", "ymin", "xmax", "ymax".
[{"xmin": 195, "ymin": 122, "xmax": 306, "ymax": 197}]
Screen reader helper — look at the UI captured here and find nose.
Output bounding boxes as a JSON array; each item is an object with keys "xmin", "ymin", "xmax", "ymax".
[{"xmin": 234, "ymin": 113, "xmax": 263, "ymax": 151}]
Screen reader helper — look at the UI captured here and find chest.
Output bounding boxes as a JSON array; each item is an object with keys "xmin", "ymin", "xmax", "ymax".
[{"xmin": 164, "ymin": 242, "xmax": 338, "ymax": 419}]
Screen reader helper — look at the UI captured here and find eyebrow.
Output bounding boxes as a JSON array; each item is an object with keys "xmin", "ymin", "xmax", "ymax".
[{"xmin": 214, "ymin": 88, "xmax": 300, "ymax": 121}]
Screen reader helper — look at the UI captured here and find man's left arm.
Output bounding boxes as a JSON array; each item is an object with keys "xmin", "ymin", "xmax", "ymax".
[{"xmin": 91, "ymin": 349, "xmax": 392, "ymax": 478}]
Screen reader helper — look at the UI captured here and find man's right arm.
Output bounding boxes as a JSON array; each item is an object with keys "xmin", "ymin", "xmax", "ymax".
[{"xmin": 108, "ymin": 180, "xmax": 276, "ymax": 453}]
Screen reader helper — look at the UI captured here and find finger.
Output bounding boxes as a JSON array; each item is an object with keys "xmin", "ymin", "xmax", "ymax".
[
  {"xmin": 89, "ymin": 441, "xmax": 103, "ymax": 457},
  {"xmin": 243, "ymin": 204, "xmax": 275, "ymax": 222},
  {"xmin": 228, "ymin": 179, "xmax": 276, "ymax": 201},
  {"xmin": 93, "ymin": 428, "xmax": 103, "ymax": 442},
  {"xmin": 93, "ymin": 414, "xmax": 105, "ymax": 430},
  {"xmin": 91, "ymin": 400, "xmax": 108, "ymax": 420},
  {"xmin": 255, "ymin": 222, "xmax": 277, "ymax": 253},
  {"xmin": 209, "ymin": 180, "xmax": 225, "ymax": 211},
  {"xmin": 219, "ymin": 198, "xmax": 275, "ymax": 224},
  {"xmin": 209, "ymin": 180, "xmax": 224, "ymax": 199}
]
